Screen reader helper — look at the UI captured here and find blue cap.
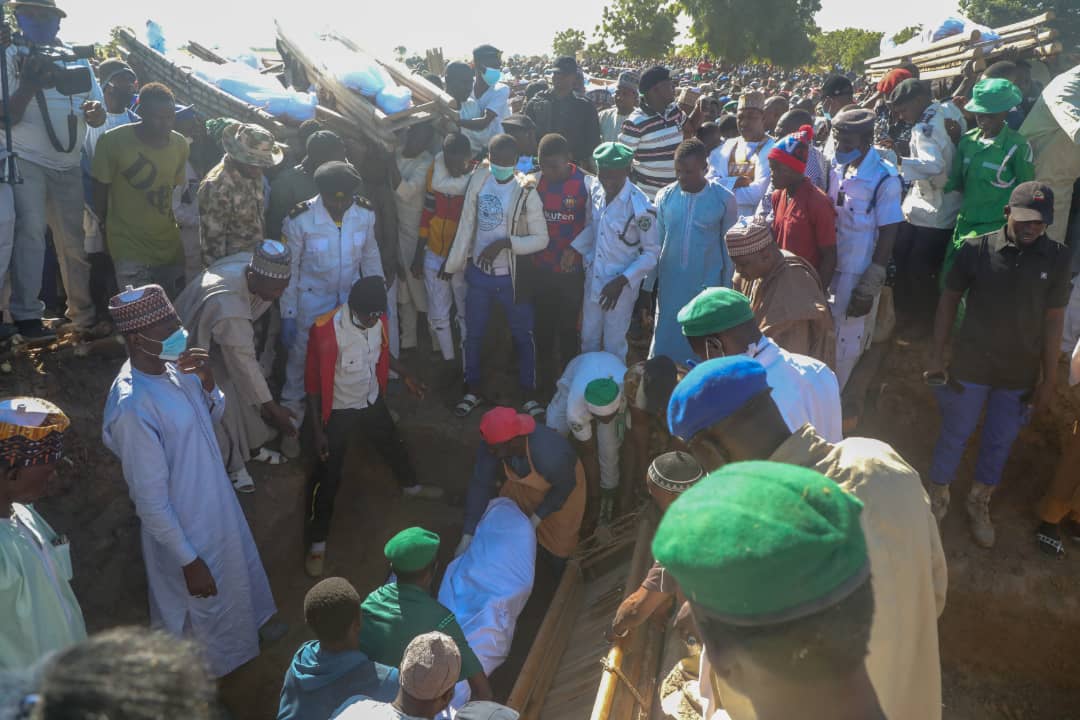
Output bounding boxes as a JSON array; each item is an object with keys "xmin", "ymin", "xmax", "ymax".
[{"xmin": 667, "ymin": 357, "xmax": 770, "ymax": 441}]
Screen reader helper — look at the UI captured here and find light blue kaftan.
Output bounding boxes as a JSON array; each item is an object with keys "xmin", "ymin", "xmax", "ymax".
[
  {"xmin": 102, "ymin": 361, "xmax": 275, "ymax": 678},
  {"xmin": 649, "ymin": 180, "xmax": 738, "ymax": 363}
]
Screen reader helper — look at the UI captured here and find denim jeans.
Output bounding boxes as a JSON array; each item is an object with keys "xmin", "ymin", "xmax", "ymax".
[
  {"xmin": 464, "ymin": 262, "xmax": 535, "ymax": 391},
  {"xmin": 929, "ymin": 381, "xmax": 1030, "ymax": 487}
]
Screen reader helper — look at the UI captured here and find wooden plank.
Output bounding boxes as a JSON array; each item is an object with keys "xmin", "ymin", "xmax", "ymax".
[
  {"xmin": 186, "ymin": 41, "xmax": 227, "ymax": 65},
  {"xmin": 866, "ymin": 10, "xmax": 1054, "ymax": 67}
]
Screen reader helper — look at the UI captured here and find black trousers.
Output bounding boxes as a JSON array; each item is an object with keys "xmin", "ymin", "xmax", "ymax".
[
  {"xmin": 306, "ymin": 396, "xmax": 415, "ymax": 543},
  {"xmin": 532, "ymin": 268, "xmax": 584, "ymax": 393},
  {"xmin": 893, "ymin": 222, "xmax": 951, "ymax": 329}
]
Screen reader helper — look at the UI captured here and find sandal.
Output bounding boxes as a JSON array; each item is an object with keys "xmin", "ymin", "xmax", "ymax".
[
  {"xmin": 230, "ymin": 467, "xmax": 256, "ymax": 494},
  {"xmin": 252, "ymin": 447, "xmax": 287, "ymax": 465},
  {"xmin": 455, "ymin": 393, "xmax": 483, "ymax": 418},
  {"xmin": 1036, "ymin": 524, "xmax": 1065, "ymax": 558},
  {"xmin": 522, "ymin": 400, "xmax": 545, "ymax": 419}
]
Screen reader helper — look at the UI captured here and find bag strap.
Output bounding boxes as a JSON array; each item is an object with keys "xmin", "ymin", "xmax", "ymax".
[{"xmin": 34, "ymin": 91, "xmax": 77, "ymax": 154}]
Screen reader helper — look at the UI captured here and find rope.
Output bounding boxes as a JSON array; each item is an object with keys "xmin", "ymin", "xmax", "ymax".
[{"xmin": 600, "ymin": 655, "xmax": 650, "ymax": 712}]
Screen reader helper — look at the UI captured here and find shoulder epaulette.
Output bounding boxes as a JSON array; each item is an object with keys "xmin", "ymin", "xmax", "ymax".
[
  {"xmin": 287, "ymin": 201, "xmax": 311, "ymax": 219},
  {"xmin": 354, "ymin": 194, "xmax": 374, "ymax": 210}
]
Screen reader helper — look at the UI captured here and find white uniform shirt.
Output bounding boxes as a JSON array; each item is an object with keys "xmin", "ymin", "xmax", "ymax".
[
  {"xmin": 900, "ymin": 102, "xmax": 965, "ymax": 230},
  {"xmin": 281, "ymin": 195, "xmax": 384, "ymax": 324},
  {"xmin": 557, "ymin": 351, "xmax": 628, "ymax": 442},
  {"xmin": 827, "ymin": 148, "xmax": 904, "ymax": 275},
  {"xmin": 331, "ymin": 307, "xmax": 382, "ymax": 410},
  {"xmin": 749, "ymin": 336, "xmax": 843, "ymax": 443},
  {"xmin": 574, "ymin": 178, "xmax": 660, "ymax": 302},
  {"xmin": 707, "ymin": 136, "xmax": 776, "ymax": 217}
]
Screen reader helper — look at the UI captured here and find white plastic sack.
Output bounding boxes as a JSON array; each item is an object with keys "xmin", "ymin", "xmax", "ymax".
[
  {"xmin": 183, "ymin": 55, "xmax": 317, "ymax": 123},
  {"xmin": 879, "ymin": 15, "xmax": 999, "ymax": 56},
  {"xmin": 376, "ymin": 85, "xmax": 412, "ymax": 114},
  {"xmin": 437, "ymin": 498, "xmax": 536, "ymax": 716}
]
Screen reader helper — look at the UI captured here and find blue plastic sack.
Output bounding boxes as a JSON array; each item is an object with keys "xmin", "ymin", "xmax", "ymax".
[{"xmin": 376, "ymin": 84, "xmax": 412, "ymax": 114}]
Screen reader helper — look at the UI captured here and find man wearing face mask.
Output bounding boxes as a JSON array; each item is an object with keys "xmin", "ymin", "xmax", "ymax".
[
  {"xmin": 0, "ymin": 396, "xmax": 87, "ymax": 670},
  {"xmin": 678, "ymin": 284, "xmax": 842, "ymax": 443},
  {"xmin": 102, "ymin": 283, "xmax": 279, "ymax": 679},
  {"xmin": 173, "ymin": 241, "xmax": 297, "ymax": 494},
  {"xmin": 460, "ymin": 406, "xmax": 586, "ymax": 571},
  {"xmin": 1, "ymin": 0, "xmax": 106, "ymax": 342},
  {"xmin": 302, "ymin": 276, "xmax": 433, "ymax": 577},
  {"xmin": 466, "ymin": 45, "xmax": 510, "ymax": 148},
  {"xmin": 826, "ymin": 107, "xmax": 903, "ymax": 390},
  {"xmin": 280, "ymin": 161, "xmax": 384, "ymax": 440}
]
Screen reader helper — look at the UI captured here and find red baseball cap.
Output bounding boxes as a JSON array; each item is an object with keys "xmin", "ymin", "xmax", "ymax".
[{"xmin": 479, "ymin": 407, "xmax": 536, "ymax": 446}]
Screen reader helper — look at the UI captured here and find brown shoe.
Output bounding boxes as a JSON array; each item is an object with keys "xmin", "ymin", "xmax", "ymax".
[
  {"xmin": 966, "ymin": 483, "xmax": 996, "ymax": 548},
  {"xmin": 929, "ymin": 483, "xmax": 950, "ymax": 527}
]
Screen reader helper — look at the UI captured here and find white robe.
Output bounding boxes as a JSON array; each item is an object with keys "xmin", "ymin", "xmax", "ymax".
[{"xmin": 102, "ymin": 361, "xmax": 276, "ymax": 677}]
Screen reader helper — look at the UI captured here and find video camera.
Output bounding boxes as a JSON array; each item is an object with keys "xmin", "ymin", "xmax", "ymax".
[{"xmin": 12, "ymin": 36, "xmax": 94, "ymax": 96}]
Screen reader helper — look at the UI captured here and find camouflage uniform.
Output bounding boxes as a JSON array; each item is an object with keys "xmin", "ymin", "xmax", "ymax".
[{"xmin": 197, "ymin": 159, "xmax": 265, "ymax": 267}]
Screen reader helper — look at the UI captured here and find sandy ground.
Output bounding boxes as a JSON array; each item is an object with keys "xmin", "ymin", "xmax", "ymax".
[{"xmin": 5, "ymin": 322, "xmax": 1080, "ymax": 719}]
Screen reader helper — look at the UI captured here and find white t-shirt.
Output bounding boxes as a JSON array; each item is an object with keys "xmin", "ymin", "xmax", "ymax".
[
  {"xmin": 333, "ymin": 698, "xmax": 425, "ymax": 720},
  {"xmin": 5, "ymin": 45, "xmax": 103, "ymax": 170},
  {"xmin": 332, "ymin": 307, "xmax": 383, "ymax": 410},
  {"xmin": 473, "ymin": 174, "xmax": 515, "ymax": 275}
]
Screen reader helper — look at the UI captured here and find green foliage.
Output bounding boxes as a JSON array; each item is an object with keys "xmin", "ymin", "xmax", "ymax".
[
  {"xmin": 598, "ymin": 0, "xmax": 679, "ymax": 59},
  {"xmin": 959, "ymin": 0, "xmax": 1080, "ymax": 49},
  {"xmin": 583, "ymin": 38, "xmax": 612, "ymax": 61},
  {"xmin": 891, "ymin": 25, "xmax": 923, "ymax": 45},
  {"xmin": 552, "ymin": 28, "xmax": 587, "ymax": 58},
  {"xmin": 813, "ymin": 27, "xmax": 885, "ymax": 72},
  {"xmin": 393, "ymin": 46, "xmax": 407, "ymax": 61},
  {"xmin": 680, "ymin": 0, "xmax": 821, "ymax": 65}
]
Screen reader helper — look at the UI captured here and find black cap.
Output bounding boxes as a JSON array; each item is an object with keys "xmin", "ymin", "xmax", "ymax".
[
  {"xmin": 553, "ymin": 56, "xmax": 578, "ymax": 74},
  {"xmin": 821, "ymin": 74, "xmax": 854, "ymax": 98},
  {"xmin": 1009, "ymin": 181, "xmax": 1054, "ymax": 225},
  {"xmin": 502, "ymin": 114, "xmax": 536, "ymax": 131},
  {"xmin": 832, "ymin": 107, "xmax": 876, "ymax": 134},
  {"xmin": 473, "ymin": 44, "xmax": 502, "ymax": 62},
  {"xmin": 98, "ymin": 58, "xmax": 136, "ymax": 86},
  {"xmin": 304, "ymin": 130, "xmax": 345, "ymax": 166},
  {"xmin": 348, "ymin": 276, "xmax": 388, "ymax": 314},
  {"xmin": 314, "ymin": 161, "xmax": 363, "ymax": 199},
  {"xmin": 888, "ymin": 78, "xmax": 930, "ymax": 106},
  {"xmin": 639, "ymin": 65, "xmax": 671, "ymax": 93}
]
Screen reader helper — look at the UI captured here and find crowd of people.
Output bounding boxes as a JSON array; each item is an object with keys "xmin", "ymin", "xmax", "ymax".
[{"xmin": 3, "ymin": 0, "xmax": 1080, "ymax": 717}]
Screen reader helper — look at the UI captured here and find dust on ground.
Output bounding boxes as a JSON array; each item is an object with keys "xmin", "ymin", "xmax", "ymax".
[{"xmin": 7, "ymin": 327, "xmax": 1080, "ymax": 720}]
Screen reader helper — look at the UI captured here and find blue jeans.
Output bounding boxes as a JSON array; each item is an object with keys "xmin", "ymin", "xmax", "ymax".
[
  {"xmin": 464, "ymin": 263, "xmax": 535, "ymax": 391},
  {"xmin": 929, "ymin": 381, "xmax": 1030, "ymax": 487}
]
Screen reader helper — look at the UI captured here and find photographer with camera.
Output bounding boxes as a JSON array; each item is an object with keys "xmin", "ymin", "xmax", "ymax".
[{"xmin": 0, "ymin": 0, "xmax": 104, "ymax": 342}]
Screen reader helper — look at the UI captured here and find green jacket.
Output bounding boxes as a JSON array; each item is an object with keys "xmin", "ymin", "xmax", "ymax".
[{"xmin": 945, "ymin": 124, "xmax": 1034, "ymax": 240}]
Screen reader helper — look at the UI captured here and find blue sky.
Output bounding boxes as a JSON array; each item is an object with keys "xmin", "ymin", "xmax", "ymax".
[{"xmin": 62, "ymin": 0, "xmax": 960, "ymax": 60}]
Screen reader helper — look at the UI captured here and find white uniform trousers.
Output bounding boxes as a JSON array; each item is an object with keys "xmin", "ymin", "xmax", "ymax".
[{"xmin": 830, "ymin": 270, "xmax": 880, "ymax": 391}]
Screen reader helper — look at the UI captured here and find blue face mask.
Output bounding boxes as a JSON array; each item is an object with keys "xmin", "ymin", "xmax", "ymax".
[
  {"xmin": 17, "ymin": 12, "xmax": 60, "ymax": 45},
  {"xmin": 834, "ymin": 147, "xmax": 864, "ymax": 165},
  {"xmin": 482, "ymin": 67, "xmax": 502, "ymax": 86},
  {"xmin": 490, "ymin": 163, "xmax": 515, "ymax": 182},
  {"xmin": 141, "ymin": 327, "xmax": 189, "ymax": 362}
]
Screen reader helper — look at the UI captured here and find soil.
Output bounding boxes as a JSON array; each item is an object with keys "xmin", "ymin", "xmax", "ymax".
[{"xmin": 7, "ymin": 324, "xmax": 1080, "ymax": 719}]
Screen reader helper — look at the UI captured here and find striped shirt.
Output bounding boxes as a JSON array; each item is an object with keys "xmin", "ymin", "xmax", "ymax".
[{"xmin": 618, "ymin": 104, "xmax": 685, "ymax": 200}]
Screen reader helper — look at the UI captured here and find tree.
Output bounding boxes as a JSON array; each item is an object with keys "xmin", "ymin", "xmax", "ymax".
[
  {"xmin": 891, "ymin": 25, "xmax": 923, "ymax": 45},
  {"xmin": 681, "ymin": 0, "xmax": 821, "ymax": 65},
  {"xmin": 583, "ymin": 38, "xmax": 612, "ymax": 62},
  {"xmin": 552, "ymin": 28, "xmax": 587, "ymax": 58},
  {"xmin": 813, "ymin": 27, "xmax": 885, "ymax": 72},
  {"xmin": 959, "ymin": 0, "xmax": 1079, "ymax": 50},
  {"xmin": 393, "ymin": 45, "xmax": 407, "ymax": 62},
  {"xmin": 598, "ymin": 0, "xmax": 679, "ymax": 59}
]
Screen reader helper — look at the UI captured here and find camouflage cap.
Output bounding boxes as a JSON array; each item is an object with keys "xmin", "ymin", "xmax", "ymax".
[{"xmin": 222, "ymin": 123, "xmax": 284, "ymax": 168}]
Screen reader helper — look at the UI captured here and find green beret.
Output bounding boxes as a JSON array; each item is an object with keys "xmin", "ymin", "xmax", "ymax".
[
  {"xmin": 652, "ymin": 461, "xmax": 869, "ymax": 625},
  {"xmin": 965, "ymin": 78, "xmax": 1023, "ymax": 115},
  {"xmin": 677, "ymin": 287, "xmax": 754, "ymax": 338},
  {"xmin": 384, "ymin": 527, "xmax": 440, "ymax": 573},
  {"xmin": 723, "ymin": 100, "xmax": 738, "ymax": 113},
  {"xmin": 584, "ymin": 377, "xmax": 621, "ymax": 414},
  {"xmin": 592, "ymin": 141, "xmax": 634, "ymax": 170}
]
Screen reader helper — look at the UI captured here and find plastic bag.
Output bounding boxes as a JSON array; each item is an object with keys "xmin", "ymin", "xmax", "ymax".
[
  {"xmin": 375, "ymin": 84, "xmax": 412, "ymax": 114},
  {"xmin": 146, "ymin": 20, "xmax": 166, "ymax": 54},
  {"xmin": 185, "ymin": 55, "xmax": 318, "ymax": 123}
]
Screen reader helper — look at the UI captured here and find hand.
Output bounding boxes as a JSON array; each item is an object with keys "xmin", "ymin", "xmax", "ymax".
[
  {"xmin": 82, "ymin": 100, "xmax": 106, "ymax": 128},
  {"xmin": 559, "ymin": 248, "xmax": 580, "ymax": 273},
  {"xmin": 605, "ymin": 625, "xmax": 630, "ymax": 644},
  {"xmin": 733, "ymin": 176, "xmax": 751, "ymax": 189},
  {"xmin": 945, "ymin": 118, "xmax": 963, "ymax": 145},
  {"xmin": 281, "ymin": 318, "xmax": 298, "ymax": 348},
  {"xmin": 261, "ymin": 401, "xmax": 298, "ymax": 438},
  {"xmin": 410, "ymin": 255, "xmax": 425, "ymax": 280},
  {"xmin": 314, "ymin": 428, "xmax": 330, "ymax": 462},
  {"xmin": 846, "ymin": 288, "xmax": 874, "ymax": 318},
  {"xmin": 403, "ymin": 372, "xmax": 427, "ymax": 400},
  {"xmin": 397, "ymin": 262, "xmax": 407, "ymax": 282},
  {"xmin": 673, "ymin": 601, "xmax": 697, "ymax": 644},
  {"xmin": 961, "ymin": 59, "xmax": 977, "ymax": 81},
  {"xmin": 178, "ymin": 348, "xmax": 214, "ymax": 391},
  {"xmin": 183, "ymin": 557, "xmax": 218, "ymax": 598},
  {"xmin": 599, "ymin": 275, "xmax": 628, "ymax": 311},
  {"xmin": 19, "ymin": 55, "xmax": 54, "ymax": 91},
  {"xmin": 1032, "ymin": 382, "xmax": 1054, "ymax": 417},
  {"xmin": 437, "ymin": 260, "xmax": 452, "ymax": 282},
  {"xmin": 477, "ymin": 239, "xmax": 510, "ymax": 272},
  {"xmin": 454, "ymin": 533, "xmax": 473, "ymax": 557}
]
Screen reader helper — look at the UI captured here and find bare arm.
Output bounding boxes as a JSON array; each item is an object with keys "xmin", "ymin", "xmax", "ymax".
[
  {"xmin": 467, "ymin": 671, "xmax": 494, "ymax": 701},
  {"xmin": 817, "ymin": 245, "xmax": 837, "ymax": 291},
  {"xmin": 611, "ymin": 586, "xmax": 672, "ymax": 638}
]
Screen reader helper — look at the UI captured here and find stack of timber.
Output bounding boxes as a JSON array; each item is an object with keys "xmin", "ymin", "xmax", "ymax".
[
  {"xmin": 508, "ymin": 510, "xmax": 674, "ymax": 720},
  {"xmin": 275, "ymin": 22, "xmax": 457, "ymax": 152},
  {"xmin": 114, "ymin": 27, "xmax": 293, "ymax": 141},
  {"xmin": 866, "ymin": 12, "xmax": 1061, "ymax": 81}
]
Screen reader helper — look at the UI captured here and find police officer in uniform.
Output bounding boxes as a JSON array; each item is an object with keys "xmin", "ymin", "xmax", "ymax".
[
  {"xmin": 574, "ymin": 142, "xmax": 660, "ymax": 363},
  {"xmin": 889, "ymin": 79, "xmax": 965, "ymax": 334},
  {"xmin": 280, "ymin": 161, "xmax": 385, "ymax": 432},
  {"xmin": 827, "ymin": 108, "xmax": 904, "ymax": 389}
]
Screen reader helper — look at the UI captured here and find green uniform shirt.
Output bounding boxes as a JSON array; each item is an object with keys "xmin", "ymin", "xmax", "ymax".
[
  {"xmin": 358, "ymin": 582, "xmax": 483, "ymax": 681},
  {"xmin": 945, "ymin": 124, "xmax": 1034, "ymax": 241},
  {"xmin": 91, "ymin": 124, "xmax": 188, "ymax": 266}
]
